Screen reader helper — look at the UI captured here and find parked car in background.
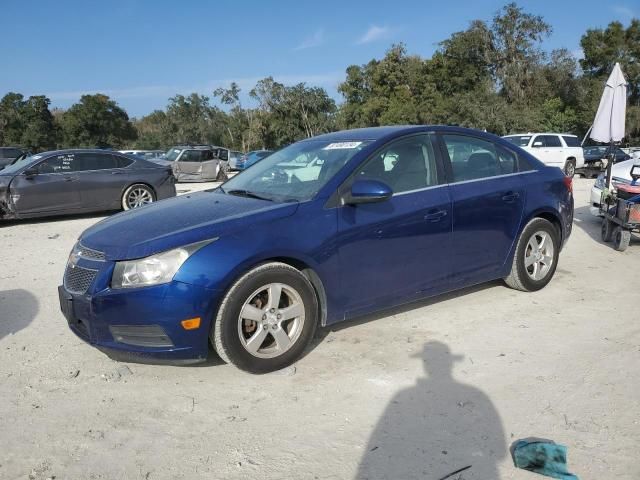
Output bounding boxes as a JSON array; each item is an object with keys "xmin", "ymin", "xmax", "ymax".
[
  {"xmin": 228, "ymin": 150, "xmax": 244, "ymax": 170},
  {"xmin": 0, "ymin": 150, "xmax": 175, "ymax": 220},
  {"xmin": 503, "ymin": 133, "xmax": 584, "ymax": 177},
  {"xmin": 166, "ymin": 145, "xmax": 229, "ymax": 182},
  {"xmin": 589, "ymin": 157, "xmax": 640, "ymax": 216},
  {"xmin": 582, "ymin": 146, "xmax": 631, "ymax": 177},
  {"xmin": 59, "ymin": 126, "xmax": 573, "ymax": 373},
  {"xmin": 119, "ymin": 150, "xmax": 165, "ymax": 160},
  {"xmin": 0, "ymin": 147, "xmax": 29, "ymax": 169},
  {"xmin": 235, "ymin": 150, "xmax": 273, "ymax": 170}
]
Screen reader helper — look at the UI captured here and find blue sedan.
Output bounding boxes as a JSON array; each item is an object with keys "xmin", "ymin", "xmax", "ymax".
[{"xmin": 59, "ymin": 126, "xmax": 573, "ymax": 373}]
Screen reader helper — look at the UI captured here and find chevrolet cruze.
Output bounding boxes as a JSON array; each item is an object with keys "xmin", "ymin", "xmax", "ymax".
[{"xmin": 59, "ymin": 126, "xmax": 573, "ymax": 373}]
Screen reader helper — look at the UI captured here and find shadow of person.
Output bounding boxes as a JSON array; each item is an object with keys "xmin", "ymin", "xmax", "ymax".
[
  {"xmin": 0, "ymin": 289, "xmax": 39, "ymax": 341},
  {"xmin": 357, "ymin": 341, "xmax": 506, "ymax": 480}
]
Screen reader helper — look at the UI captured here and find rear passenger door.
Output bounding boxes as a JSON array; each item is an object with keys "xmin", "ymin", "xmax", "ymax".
[
  {"xmin": 439, "ymin": 134, "xmax": 526, "ymax": 285},
  {"xmin": 72, "ymin": 152, "xmax": 125, "ymax": 209}
]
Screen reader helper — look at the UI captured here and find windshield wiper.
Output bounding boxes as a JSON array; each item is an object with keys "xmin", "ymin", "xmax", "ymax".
[{"xmin": 226, "ymin": 189, "xmax": 274, "ymax": 202}]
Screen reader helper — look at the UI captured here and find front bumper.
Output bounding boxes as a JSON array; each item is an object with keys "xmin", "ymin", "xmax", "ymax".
[{"xmin": 58, "ymin": 276, "xmax": 222, "ymax": 364}]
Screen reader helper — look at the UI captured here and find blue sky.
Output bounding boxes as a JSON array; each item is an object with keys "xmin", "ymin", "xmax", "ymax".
[{"xmin": 1, "ymin": 0, "xmax": 637, "ymax": 117}]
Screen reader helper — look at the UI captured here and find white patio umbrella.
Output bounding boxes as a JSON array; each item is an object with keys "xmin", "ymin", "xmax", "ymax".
[
  {"xmin": 589, "ymin": 62, "xmax": 627, "ymax": 189},
  {"xmin": 590, "ymin": 62, "xmax": 627, "ymax": 143}
]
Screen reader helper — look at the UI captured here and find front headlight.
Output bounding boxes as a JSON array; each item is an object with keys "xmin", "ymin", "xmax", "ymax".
[
  {"xmin": 111, "ymin": 240, "xmax": 214, "ymax": 289},
  {"xmin": 594, "ymin": 174, "xmax": 605, "ymax": 190}
]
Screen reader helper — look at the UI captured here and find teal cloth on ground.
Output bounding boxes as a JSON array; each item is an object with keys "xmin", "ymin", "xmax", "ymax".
[{"xmin": 512, "ymin": 440, "xmax": 579, "ymax": 480}]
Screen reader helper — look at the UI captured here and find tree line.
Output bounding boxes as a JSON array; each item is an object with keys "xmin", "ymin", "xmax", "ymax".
[{"xmin": 1, "ymin": 3, "xmax": 639, "ymax": 153}]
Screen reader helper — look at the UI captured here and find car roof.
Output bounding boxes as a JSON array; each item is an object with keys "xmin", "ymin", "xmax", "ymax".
[{"xmin": 504, "ymin": 133, "xmax": 577, "ymax": 137}]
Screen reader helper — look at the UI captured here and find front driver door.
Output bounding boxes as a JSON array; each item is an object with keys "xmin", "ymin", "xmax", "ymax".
[
  {"xmin": 337, "ymin": 134, "xmax": 452, "ymax": 317},
  {"xmin": 10, "ymin": 153, "xmax": 82, "ymax": 215},
  {"xmin": 439, "ymin": 134, "xmax": 526, "ymax": 286}
]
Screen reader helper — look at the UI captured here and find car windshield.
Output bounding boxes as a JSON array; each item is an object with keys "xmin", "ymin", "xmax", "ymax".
[
  {"xmin": 221, "ymin": 140, "xmax": 371, "ymax": 202},
  {"xmin": 164, "ymin": 148, "xmax": 182, "ymax": 161},
  {"xmin": 503, "ymin": 136, "xmax": 532, "ymax": 147},
  {"xmin": 0, "ymin": 154, "xmax": 41, "ymax": 175}
]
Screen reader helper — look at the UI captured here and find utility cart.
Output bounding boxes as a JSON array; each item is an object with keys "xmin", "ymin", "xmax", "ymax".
[{"xmin": 600, "ymin": 164, "xmax": 640, "ymax": 251}]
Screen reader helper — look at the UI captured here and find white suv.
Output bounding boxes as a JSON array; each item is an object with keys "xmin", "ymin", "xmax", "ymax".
[{"xmin": 503, "ymin": 133, "xmax": 585, "ymax": 176}]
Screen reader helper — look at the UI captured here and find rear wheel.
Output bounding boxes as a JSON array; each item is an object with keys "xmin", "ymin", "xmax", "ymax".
[
  {"xmin": 613, "ymin": 226, "xmax": 631, "ymax": 252},
  {"xmin": 212, "ymin": 262, "xmax": 318, "ymax": 373},
  {"xmin": 564, "ymin": 159, "xmax": 576, "ymax": 177},
  {"xmin": 504, "ymin": 218, "xmax": 559, "ymax": 292},
  {"xmin": 122, "ymin": 184, "xmax": 155, "ymax": 210},
  {"xmin": 601, "ymin": 219, "xmax": 614, "ymax": 242}
]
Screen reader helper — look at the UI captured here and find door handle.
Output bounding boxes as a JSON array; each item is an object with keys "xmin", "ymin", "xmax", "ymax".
[
  {"xmin": 63, "ymin": 176, "xmax": 77, "ymax": 182},
  {"xmin": 111, "ymin": 171, "xmax": 125, "ymax": 175},
  {"xmin": 501, "ymin": 191, "xmax": 520, "ymax": 202},
  {"xmin": 424, "ymin": 209, "xmax": 448, "ymax": 222}
]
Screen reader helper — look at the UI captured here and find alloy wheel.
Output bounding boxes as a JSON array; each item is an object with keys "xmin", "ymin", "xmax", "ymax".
[
  {"xmin": 524, "ymin": 230, "xmax": 555, "ymax": 281},
  {"xmin": 127, "ymin": 188, "xmax": 153, "ymax": 208},
  {"xmin": 237, "ymin": 283, "xmax": 306, "ymax": 359}
]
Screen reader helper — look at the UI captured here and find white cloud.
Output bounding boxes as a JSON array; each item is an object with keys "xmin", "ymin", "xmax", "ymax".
[
  {"xmin": 294, "ymin": 28, "xmax": 325, "ymax": 51},
  {"xmin": 613, "ymin": 5, "xmax": 636, "ymax": 20},
  {"xmin": 40, "ymin": 72, "xmax": 344, "ymax": 104},
  {"xmin": 356, "ymin": 25, "xmax": 391, "ymax": 45}
]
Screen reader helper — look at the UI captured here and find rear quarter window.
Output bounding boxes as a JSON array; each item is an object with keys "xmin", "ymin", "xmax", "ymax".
[{"xmin": 562, "ymin": 136, "xmax": 580, "ymax": 147}]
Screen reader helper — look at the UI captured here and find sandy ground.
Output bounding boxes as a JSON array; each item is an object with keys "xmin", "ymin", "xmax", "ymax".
[{"xmin": 0, "ymin": 178, "xmax": 638, "ymax": 480}]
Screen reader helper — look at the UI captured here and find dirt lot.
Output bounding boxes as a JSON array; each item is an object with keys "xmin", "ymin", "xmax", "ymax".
[{"xmin": 0, "ymin": 178, "xmax": 638, "ymax": 480}]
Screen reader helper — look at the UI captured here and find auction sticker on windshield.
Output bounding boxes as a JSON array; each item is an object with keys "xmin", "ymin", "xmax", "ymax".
[{"xmin": 323, "ymin": 142, "xmax": 363, "ymax": 150}]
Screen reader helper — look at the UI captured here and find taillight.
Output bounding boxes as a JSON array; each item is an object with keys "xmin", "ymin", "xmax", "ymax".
[{"xmin": 563, "ymin": 176, "xmax": 573, "ymax": 194}]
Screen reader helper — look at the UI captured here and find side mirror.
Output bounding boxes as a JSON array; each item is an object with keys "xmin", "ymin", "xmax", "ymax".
[
  {"xmin": 345, "ymin": 179, "xmax": 393, "ymax": 205},
  {"xmin": 23, "ymin": 168, "xmax": 38, "ymax": 178},
  {"xmin": 532, "ymin": 141, "xmax": 543, "ymax": 147},
  {"xmin": 630, "ymin": 165, "xmax": 640, "ymax": 182}
]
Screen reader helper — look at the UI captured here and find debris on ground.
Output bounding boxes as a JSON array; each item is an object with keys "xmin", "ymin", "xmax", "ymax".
[{"xmin": 512, "ymin": 439, "xmax": 579, "ymax": 479}]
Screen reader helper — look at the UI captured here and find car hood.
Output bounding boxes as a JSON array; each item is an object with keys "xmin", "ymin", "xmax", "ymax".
[
  {"xmin": 79, "ymin": 190, "xmax": 299, "ymax": 260},
  {"xmin": 611, "ymin": 158, "xmax": 640, "ymax": 182}
]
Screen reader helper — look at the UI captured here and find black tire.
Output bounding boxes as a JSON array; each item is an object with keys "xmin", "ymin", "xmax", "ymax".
[
  {"xmin": 504, "ymin": 217, "xmax": 560, "ymax": 292},
  {"xmin": 613, "ymin": 226, "xmax": 631, "ymax": 252},
  {"xmin": 564, "ymin": 159, "xmax": 576, "ymax": 177},
  {"xmin": 601, "ymin": 219, "xmax": 614, "ymax": 242},
  {"xmin": 211, "ymin": 262, "xmax": 318, "ymax": 373},
  {"xmin": 121, "ymin": 183, "xmax": 155, "ymax": 210}
]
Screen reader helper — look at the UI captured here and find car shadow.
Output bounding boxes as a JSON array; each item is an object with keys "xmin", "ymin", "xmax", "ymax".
[
  {"xmin": 0, "ymin": 289, "xmax": 39, "ymax": 341},
  {"xmin": 356, "ymin": 341, "xmax": 506, "ymax": 479},
  {"xmin": 573, "ymin": 205, "xmax": 639, "ymax": 248}
]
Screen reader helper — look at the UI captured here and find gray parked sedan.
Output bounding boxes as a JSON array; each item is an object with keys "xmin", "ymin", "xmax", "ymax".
[{"xmin": 0, "ymin": 149, "xmax": 176, "ymax": 220}]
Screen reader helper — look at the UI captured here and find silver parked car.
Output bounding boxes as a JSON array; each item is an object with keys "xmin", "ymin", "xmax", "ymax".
[{"xmin": 167, "ymin": 145, "xmax": 230, "ymax": 182}]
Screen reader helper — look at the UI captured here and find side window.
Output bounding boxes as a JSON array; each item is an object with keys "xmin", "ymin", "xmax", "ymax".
[
  {"xmin": 76, "ymin": 153, "xmax": 117, "ymax": 171},
  {"xmin": 115, "ymin": 155, "xmax": 134, "ymax": 168},
  {"xmin": 441, "ymin": 135, "xmax": 500, "ymax": 182},
  {"xmin": 180, "ymin": 150, "xmax": 201, "ymax": 162},
  {"xmin": 36, "ymin": 154, "xmax": 83, "ymax": 173},
  {"xmin": 562, "ymin": 136, "xmax": 580, "ymax": 147},
  {"xmin": 496, "ymin": 145, "xmax": 517, "ymax": 174},
  {"xmin": 544, "ymin": 135, "xmax": 562, "ymax": 147},
  {"xmin": 354, "ymin": 135, "xmax": 438, "ymax": 194},
  {"xmin": 532, "ymin": 136, "xmax": 545, "ymax": 148}
]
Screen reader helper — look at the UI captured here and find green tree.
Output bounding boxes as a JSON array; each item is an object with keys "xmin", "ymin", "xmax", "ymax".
[
  {"xmin": 20, "ymin": 96, "xmax": 59, "ymax": 151},
  {"xmin": 0, "ymin": 92, "xmax": 27, "ymax": 145},
  {"xmin": 61, "ymin": 94, "xmax": 136, "ymax": 148}
]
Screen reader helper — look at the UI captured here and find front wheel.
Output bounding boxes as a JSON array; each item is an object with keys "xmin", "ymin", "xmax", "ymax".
[
  {"xmin": 601, "ymin": 219, "xmax": 614, "ymax": 242},
  {"xmin": 504, "ymin": 218, "xmax": 560, "ymax": 292},
  {"xmin": 211, "ymin": 262, "xmax": 318, "ymax": 373},
  {"xmin": 122, "ymin": 184, "xmax": 155, "ymax": 210}
]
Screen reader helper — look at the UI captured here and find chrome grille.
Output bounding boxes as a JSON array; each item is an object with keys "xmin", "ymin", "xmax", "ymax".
[
  {"xmin": 64, "ymin": 265, "xmax": 98, "ymax": 294},
  {"xmin": 77, "ymin": 244, "xmax": 105, "ymax": 261}
]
